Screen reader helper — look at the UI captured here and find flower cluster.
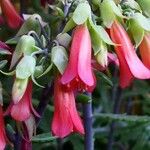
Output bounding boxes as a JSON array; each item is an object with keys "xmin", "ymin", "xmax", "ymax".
[{"xmin": 0, "ymin": 0, "xmax": 150, "ymax": 149}]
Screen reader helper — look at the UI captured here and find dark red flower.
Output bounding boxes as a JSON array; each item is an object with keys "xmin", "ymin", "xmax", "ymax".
[
  {"xmin": 0, "ymin": 0, "xmax": 23, "ymax": 29},
  {"xmin": 61, "ymin": 25, "xmax": 96, "ymax": 92},
  {"xmin": 52, "ymin": 75, "xmax": 84, "ymax": 138}
]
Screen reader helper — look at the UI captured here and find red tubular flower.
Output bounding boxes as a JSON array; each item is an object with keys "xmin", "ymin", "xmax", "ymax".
[
  {"xmin": 0, "ymin": 0, "xmax": 23, "ymax": 29},
  {"xmin": 110, "ymin": 21, "xmax": 150, "ymax": 88},
  {"xmin": 0, "ymin": 106, "xmax": 7, "ymax": 150},
  {"xmin": 61, "ymin": 25, "xmax": 96, "ymax": 92},
  {"xmin": 139, "ymin": 34, "xmax": 150, "ymax": 69},
  {"xmin": 10, "ymin": 81, "xmax": 40, "ymax": 121},
  {"xmin": 52, "ymin": 76, "xmax": 84, "ymax": 138}
]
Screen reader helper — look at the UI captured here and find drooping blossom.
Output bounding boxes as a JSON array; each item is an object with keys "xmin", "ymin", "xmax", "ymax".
[
  {"xmin": 10, "ymin": 81, "xmax": 40, "ymax": 121},
  {"xmin": 52, "ymin": 75, "xmax": 84, "ymax": 138},
  {"xmin": 110, "ymin": 21, "xmax": 150, "ymax": 88},
  {"xmin": 0, "ymin": 106, "xmax": 7, "ymax": 150},
  {"xmin": 139, "ymin": 34, "xmax": 150, "ymax": 69},
  {"xmin": 0, "ymin": 0, "xmax": 23, "ymax": 29},
  {"xmin": 61, "ymin": 25, "xmax": 96, "ymax": 92}
]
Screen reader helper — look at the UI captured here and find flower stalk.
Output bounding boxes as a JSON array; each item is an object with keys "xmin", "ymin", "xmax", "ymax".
[{"xmin": 83, "ymin": 93, "xmax": 94, "ymax": 150}]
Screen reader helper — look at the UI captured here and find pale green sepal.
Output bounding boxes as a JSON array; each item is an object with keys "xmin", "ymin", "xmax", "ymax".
[
  {"xmin": 37, "ymin": 63, "xmax": 53, "ymax": 78},
  {"xmin": 72, "ymin": 2, "xmax": 91, "ymax": 25},
  {"xmin": 51, "ymin": 46, "xmax": 68, "ymax": 74},
  {"xmin": 62, "ymin": 18, "xmax": 76, "ymax": 33},
  {"xmin": 0, "ymin": 70, "xmax": 15, "ymax": 76},
  {"xmin": 31, "ymin": 74, "xmax": 44, "ymax": 88},
  {"xmin": 12, "ymin": 78, "xmax": 28, "ymax": 104},
  {"xmin": 16, "ymin": 56, "xmax": 36, "ymax": 79}
]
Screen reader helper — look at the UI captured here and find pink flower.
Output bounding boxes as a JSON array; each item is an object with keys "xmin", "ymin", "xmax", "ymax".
[
  {"xmin": 110, "ymin": 21, "xmax": 150, "ymax": 88},
  {"xmin": 139, "ymin": 34, "xmax": 150, "ymax": 69},
  {"xmin": 0, "ymin": 0, "xmax": 23, "ymax": 29},
  {"xmin": 0, "ymin": 106, "xmax": 7, "ymax": 150},
  {"xmin": 52, "ymin": 75, "xmax": 84, "ymax": 138},
  {"xmin": 61, "ymin": 25, "xmax": 96, "ymax": 92},
  {"xmin": 10, "ymin": 81, "xmax": 40, "ymax": 121}
]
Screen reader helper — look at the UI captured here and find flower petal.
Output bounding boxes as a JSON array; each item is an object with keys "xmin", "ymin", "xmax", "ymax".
[
  {"xmin": 139, "ymin": 34, "xmax": 150, "ymax": 69},
  {"xmin": 10, "ymin": 81, "xmax": 32, "ymax": 121},
  {"xmin": 111, "ymin": 21, "xmax": 150, "ymax": 80},
  {"xmin": 77, "ymin": 25, "xmax": 95, "ymax": 87},
  {"xmin": 0, "ymin": 0, "xmax": 23, "ymax": 29}
]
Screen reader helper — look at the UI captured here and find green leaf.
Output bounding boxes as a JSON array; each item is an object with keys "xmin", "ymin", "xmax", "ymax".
[
  {"xmin": 32, "ymin": 133, "xmax": 57, "ymax": 143},
  {"xmin": 37, "ymin": 63, "xmax": 53, "ymax": 78},
  {"xmin": 62, "ymin": 18, "xmax": 76, "ymax": 33},
  {"xmin": 94, "ymin": 113, "xmax": 150, "ymax": 123},
  {"xmin": 96, "ymin": 42, "xmax": 108, "ymax": 67},
  {"xmin": 21, "ymin": 35, "xmax": 36, "ymax": 55},
  {"xmin": 5, "ymin": 37, "xmax": 20, "ymax": 45},
  {"xmin": 31, "ymin": 74, "xmax": 44, "ymax": 88},
  {"xmin": 109, "ymin": 0, "xmax": 123, "ymax": 17},
  {"xmin": 76, "ymin": 94, "xmax": 91, "ymax": 103},
  {"xmin": 72, "ymin": 2, "xmax": 91, "ymax": 25},
  {"xmin": 100, "ymin": 0, "xmax": 116, "ymax": 28},
  {"xmin": 137, "ymin": 0, "xmax": 150, "ymax": 17},
  {"xmin": 0, "ymin": 70, "xmax": 15, "ymax": 76},
  {"xmin": 0, "ymin": 49, "xmax": 11, "ymax": 55},
  {"xmin": 0, "ymin": 60, "xmax": 8, "ymax": 69},
  {"xmin": 96, "ymin": 72, "xmax": 113, "ymax": 86},
  {"xmin": 10, "ymin": 35, "xmax": 36, "ymax": 69},
  {"xmin": 56, "ymin": 33, "xmax": 72, "ymax": 48},
  {"xmin": 12, "ymin": 78, "xmax": 28, "ymax": 104},
  {"xmin": 51, "ymin": 46, "xmax": 68, "ymax": 74},
  {"xmin": 89, "ymin": 19, "xmax": 114, "ymax": 55},
  {"xmin": 16, "ymin": 56, "xmax": 36, "ymax": 79},
  {"xmin": 133, "ymin": 13, "xmax": 150, "ymax": 31},
  {"xmin": 100, "ymin": 0, "xmax": 123, "ymax": 28},
  {"xmin": 6, "ymin": 124, "xmax": 15, "ymax": 134},
  {"xmin": 128, "ymin": 20, "xmax": 144, "ymax": 47},
  {"xmin": 48, "ymin": 5, "xmax": 64, "ymax": 17},
  {"xmin": 124, "ymin": 0, "xmax": 141, "ymax": 12},
  {"xmin": 16, "ymin": 14, "xmax": 41, "ymax": 36},
  {"xmin": 95, "ymin": 25, "xmax": 115, "ymax": 45},
  {"xmin": 34, "ymin": 65, "xmax": 44, "ymax": 78},
  {"xmin": 90, "ymin": 30, "xmax": 102, "ymax": 55}
]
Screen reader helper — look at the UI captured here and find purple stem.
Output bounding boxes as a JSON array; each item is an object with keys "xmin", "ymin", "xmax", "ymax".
[
  {"xmin": 20, "ymin": 0, "xmax": 27, "ymax": 15},
  {"xmin": 107, "ymin": 87, "xmax": 122, "ymax": 150},
  {"xmin": 36, "ymin": 81, "xmax": 54, "ymax": 126},
  {"xmin": 83, "ymin": 93, "xmax": 94, "ymax": 150}
]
